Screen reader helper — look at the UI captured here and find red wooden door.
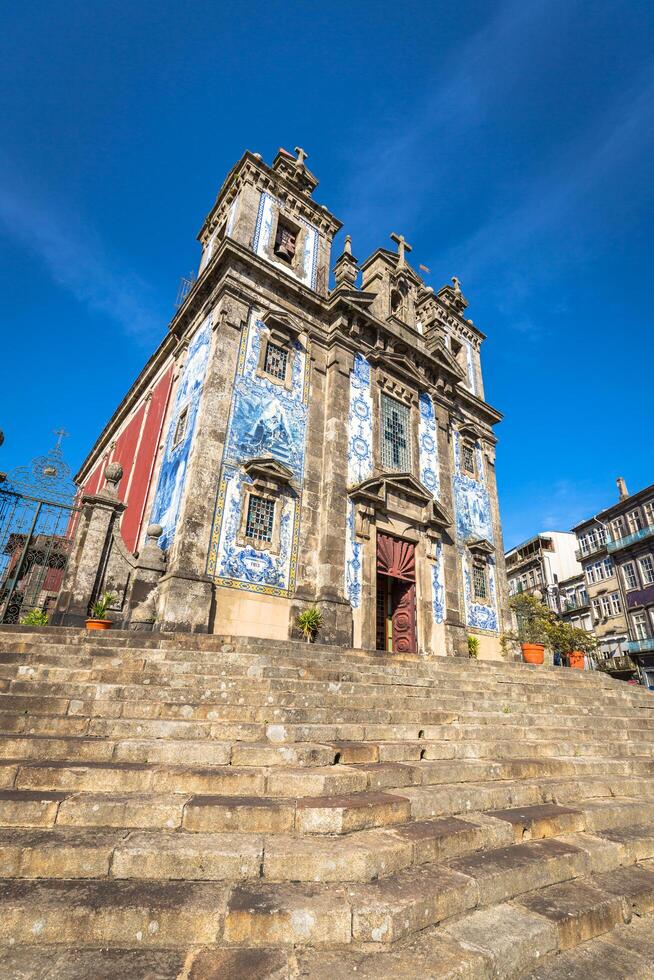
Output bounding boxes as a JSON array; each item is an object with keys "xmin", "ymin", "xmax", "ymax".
[{"xmin": 392, "ymin": 580, "xmax": 417, "ymax": 653}]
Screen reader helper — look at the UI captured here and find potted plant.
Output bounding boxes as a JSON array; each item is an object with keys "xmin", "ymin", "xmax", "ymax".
[
  {"xmin": 467, "ymin": 635, "xmax": 479, "ymax": 659},
  {"xmin": 85, "ymin": 592, "xmax": 116, "ymax": 631},
  {"xmin": 20, "ymin": 609, "xmax": 49, "ymax": 626},
  {"xmin": 509, "ymin": 593, "xmax": 552, "ymax": 665},
  {"xmin": 567, "ymin": 626, "xmax": 597, "ymax": 670},
  {"xmin": 296, "ymin": 607, "xmax": 323, "ymax": 643}
]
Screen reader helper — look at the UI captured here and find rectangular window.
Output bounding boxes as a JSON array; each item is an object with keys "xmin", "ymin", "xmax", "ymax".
[
  {"xmin": 603, "ymin": 557, "xmax": 613, "ymax": 578},
  {"xmin": 264, "ymin": 341, "xmax": 289, "ymax": 381},
  {"xmin": 632, "ymin": 611, "xmax": 649, "ymax": 640},
  {"xmin": 610, "ymin": 592, "xmax": 622, "ymax": 615},
  {"xmin": 644, "ymin": 502, "xmax": 654, "ymax": 527},
  {"xmin": 639, "ymin": 555, "xmax": 654, "ymax": 585},
  {"xmin": 579, "ymin": 536, "xmax": 589, "ymax": 556},
  {"xmin": 612, "ymin": 517, "xmax": 626, "ymax": 540},
  {"xmin": 173, "ymin": 407, "xmax": 188, "ymax": 447},
  {"xmin": 473, "ymin": 564, "xmax": 488, "ymax": 600},
  {"xmin": 245, "ymin": 495, "xmax": 275, "ymax": 543},
  {"xmin": 628, "ymin": 509, "xmax": 643, "ymax": 533},
  {"xmin": 601, "ymin": 596, "xmax": 612, "ymax": 618},
  {"xmin": 622, "ymin": 561, "xmax": 638, "ymax": 590},
  {"xmin": 461, "ymin": 443, "xmax": 476, "ymax": 476},
  {"xmin": 381, "ymin": 395, "xmax": 411, "ymax": 471}
]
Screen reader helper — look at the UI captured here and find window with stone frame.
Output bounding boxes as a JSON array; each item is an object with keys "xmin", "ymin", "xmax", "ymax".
[
  {"xmin": 631, "ymin": 610, "xmax": 650, "ymax": 640},
  {"xmin": 472, "ymin": 562, "xmax": 489, "ymax": 601},
  {"xmin": 263, "ymin": 341, "xmax": 289, "ymax": 382},
  {"xmin": 639, "ymin": 555, "xmax": 654, "ymax": 585},
  {"xmin": 381, "ymin": 395, "xmax": 411, "ymax": 471},
  {"xmin": 461, "ymin": 440, "xmax": 476, "ymax": 477},
  {"xmin": 173, "ymin": 407, "xmax": 188, "ymax": 448},
  {"xmin": 244, "ymin": 494, "xmax": 275, "ymax": 544},
  {"xmin": 622, "ymin": 561, "xmax": 639, "ymax": 591},
  {"xmin": 273, "ymin": 217, "xmax": 299, "ymax": 264}
]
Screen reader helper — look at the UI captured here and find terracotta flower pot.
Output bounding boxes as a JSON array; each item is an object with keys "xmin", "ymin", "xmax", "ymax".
[
  {"xmin": 569, "ymin": 650, "xmax": 585, "ymax": 670},
  {"xmin": 521, "ymin": 643, "xmax": 545, "ymax": 665},
  {"xmin": 85, "ymin": 619, "xmax": 112, "ymax": 631}
]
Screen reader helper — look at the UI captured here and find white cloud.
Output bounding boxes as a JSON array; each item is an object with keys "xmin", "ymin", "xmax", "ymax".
[{"xmin": 0, "ymin": 171, "xmax": 164, "ymax": 345}]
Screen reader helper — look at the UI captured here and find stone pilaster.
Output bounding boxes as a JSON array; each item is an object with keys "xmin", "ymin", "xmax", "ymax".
[
  {"xmin": 157, "ymin": 295, "xmax": 250, "ymax": 633},
  {"xmin": 52, "ymin": 463, "xmax": 125, "ymax": 627}
]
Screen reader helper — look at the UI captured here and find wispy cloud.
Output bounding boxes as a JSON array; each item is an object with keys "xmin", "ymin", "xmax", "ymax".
[{"xmin": 0, "ymin": 168, "xmax": 164, "ymax": 345}]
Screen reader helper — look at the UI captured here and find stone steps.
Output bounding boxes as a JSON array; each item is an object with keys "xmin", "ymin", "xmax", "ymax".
[{"xmin": 1, "ymin": 626, "xmax": 653, "ymax": 976}]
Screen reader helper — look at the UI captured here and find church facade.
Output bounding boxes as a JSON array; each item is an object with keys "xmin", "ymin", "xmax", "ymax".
[{"xmin": 74, "ymin": 148, "xmax": 509, "ymax": 658}]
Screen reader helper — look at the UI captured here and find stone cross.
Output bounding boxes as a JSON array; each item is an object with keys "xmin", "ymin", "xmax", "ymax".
[
  {"xmin": 390, "ymin": 233, "xmax": 412, "ymax": 269},
  {"xmin": 294, "ymin": 147, "xmax": 308, "ymax": 167}
]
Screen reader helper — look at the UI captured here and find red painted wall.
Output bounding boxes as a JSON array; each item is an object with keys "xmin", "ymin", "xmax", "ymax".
[{"xmin": 79, "ymin": 364, "xmax": 174, "ymax": 554}]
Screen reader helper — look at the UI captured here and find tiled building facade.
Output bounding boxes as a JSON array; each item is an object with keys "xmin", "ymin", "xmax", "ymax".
[{"xmin": 73, "ymin": 149, "xmax": 509, "ymax": 658}]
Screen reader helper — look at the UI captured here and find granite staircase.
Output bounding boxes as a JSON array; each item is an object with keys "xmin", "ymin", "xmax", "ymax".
[{"xmin": 1, "ymin": 626, "xmax": 654, "ymax": 978}]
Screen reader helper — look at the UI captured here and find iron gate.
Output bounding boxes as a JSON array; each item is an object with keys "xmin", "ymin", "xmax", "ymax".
[{"xmin": 0, "ymin": 435, "xmax": 79, "ymax": 624}]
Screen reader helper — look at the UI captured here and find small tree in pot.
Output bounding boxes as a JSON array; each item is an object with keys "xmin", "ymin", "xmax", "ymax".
[{"xmin": 509, "ymin": 593, "xmax": 553, "ymax": 664}]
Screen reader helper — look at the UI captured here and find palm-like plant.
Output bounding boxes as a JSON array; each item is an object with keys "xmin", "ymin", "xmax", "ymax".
[{"xmin": 296, "ymin": 608, "xmax": 323, "ymax": 643}]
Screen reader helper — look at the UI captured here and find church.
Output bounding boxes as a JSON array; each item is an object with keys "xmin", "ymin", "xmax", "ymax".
[{"xmin": 71, "ymin": 147, "xmax": 509, "ymax": 659}]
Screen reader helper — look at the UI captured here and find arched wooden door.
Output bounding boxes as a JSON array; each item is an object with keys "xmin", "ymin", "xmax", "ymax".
[{"xmin": 376, "ymin": 533, "xmax": 417, "ymax": 653}]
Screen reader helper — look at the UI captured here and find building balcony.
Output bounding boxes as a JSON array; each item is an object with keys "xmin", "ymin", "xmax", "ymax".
[
  {"xmin": 625, "ymin": 638, "xmax": 654, "ymax": 654},
  {"xmin": 575, "ymin": 540, "xmax": 606, "ymax": 561},
  {"xmin": 607, "ymin": 524, "xmax": 654, "ymax": 553},
  {"xmin": 595, "ymin": 654, "xmax": 635, "ymax": 674},
  {"xmin": 561, "ymin": 596, "xmax": 590, "ymax": 613}
]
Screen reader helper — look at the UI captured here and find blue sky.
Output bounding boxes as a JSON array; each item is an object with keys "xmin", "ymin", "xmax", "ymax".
[{"xmin": 1, "ymin": 0, "xmax": 653, "ymax": 548}]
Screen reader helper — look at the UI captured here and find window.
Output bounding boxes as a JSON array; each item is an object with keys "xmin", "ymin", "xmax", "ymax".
[
  {"xmin": 632, "ymin": 611, "xmax": 649, "ymax": 640},
  {"xmin": 600, "ymin": 596, "xmax": 612, "ymax": 618},
  {"xmin": 245, "ymin": 495, "xmax": 275, "ymax": 543},
  {"xmin": 579, "ymin": 535, "xmax": 589, "ymax": 556},
  {"xmin": 263, "ymin": 341, "xmax": 289, "ymax": 381},
  {"xmin": 591, "ymin": 598, "xmax": 602, "ymax": 621},
  {"xmin": 173, "ymin": 407, "xmax": 188, "ymax": 447},
  {"xmin": 603, "ymin": 557, "xmax": 614, "ymax": 578},
  {"xmin": 639, "ymin": 555, "xmax": 654, "ymax": 585},
  {"xmin": 273, "ymin": 218, "xmax": 298, "ymax": 263},
  {"xmin": 461, "ymin": 442, "xmax": 476, "ymax": 476},
  {"xmin": 610, "ymin": 592, "xmax": 622, "ymax": 615},
  {"xmin": 473, "ymin": 563, "xmax": 488, "ymax": 601},
  {"xmin": 622, "ymin": 561, "xmax": 638, "ymax": 590},
  {"xmin": 611, "ymin": 517, "xmax": 626, "ymax": 540},
  {"xmin": 381, "ymin": 395, "xmax": 411, "ymax": 471},
  {"xmin": 628, "ymin": 509, "xmax": 643, "ymax": 533},
  {"xmin": 644, "ymin": 502, "xmax": 654, "ymax": 527}
]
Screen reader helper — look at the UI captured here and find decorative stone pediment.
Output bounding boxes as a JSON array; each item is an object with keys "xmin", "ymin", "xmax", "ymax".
[
  {"xmin": 428, "ymin": 498, "xmax": 453, "ymax": 530},
  {"xmin": 260, "ymin": 308, "xmax": 304, "ymax": 340},
  {"xmin": 457, "ymin": 420, "xmax": 484, "ymax": 441},
  {"xmin": 368, "ymin": 349, "xmax": 423, "ymax": 388},
  {"xmin": 243, "ymin": 457, "xmax": 295, "ymax": 490},
  {"xmin": 349, "ymin": 472, "xmax": 452, "ymax": 534},
  {"xmin": 467, "ymin": 537, "xmax": 495, "ymax": 558},
  {"xmin": 430, "ymin": 340, "xmax": 468, "ymax": 384}
]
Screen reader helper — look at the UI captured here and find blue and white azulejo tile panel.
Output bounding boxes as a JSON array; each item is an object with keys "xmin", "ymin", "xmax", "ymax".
[
  {"xmin": 462, "ymin": 549, "xmax": 498, "ymax": 631},
  {"xmin": 206, "ymin": 315, "xmax": 309, "ymax": 597},
  {"xmin": 452, "ymin": 430, "xmax": 494, "ymax": 544},
  {"xmin": 150, "ymin": 316, "xmax": 212, "ymax": 551},
  {"xmin": 253, "ymin": 192, "xmax": 319, "ymax": 290},
  {"xmin": 347, "ymin": 354, "xmax": 373, "ymax": 488},
  {"xmin": 344, "ymin": 354, "xmax": 373, "ymax": 608},
  {"xmin": 432, "ymin": 540, "xmax": 445, "ymax": 624},
  {"xmin": 418, "ymin": 392, "xmax": 440, "ymax": 499}
]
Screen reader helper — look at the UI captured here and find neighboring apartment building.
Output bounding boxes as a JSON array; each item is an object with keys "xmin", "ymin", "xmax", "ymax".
[
  {"xmin": 571, "ymin": 514, "xmax": 629, "ymax": 668},
  {"xmin": 505, "ymin": 531, "xmax": 581, "ymax": 611},
  {"xmin": 596, "ymin": 479, "xmax": 654, "ymax": 687},
  {"xmin": 557, "ymin": 572, "xmax": 592, "ymax": 632}
]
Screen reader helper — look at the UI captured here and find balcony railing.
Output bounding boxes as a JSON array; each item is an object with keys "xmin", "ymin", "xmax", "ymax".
[
  {"xmin": 625, "ymin": 638, "xmax": 654, "ymax": 654},
  {"xmin": 575, "ymin": 540, "xmax": 607, "ymax": 561},
  {"xmin": 595, "ymin": 654, "xmax": 635, "ymax": 673},
  {"xmin": 607, "ymin": 524, "xmax": 654, "ymax": 553},
  {"xmin": 561, "ymin": 596, "xmax": 590, "ymax": 612}
]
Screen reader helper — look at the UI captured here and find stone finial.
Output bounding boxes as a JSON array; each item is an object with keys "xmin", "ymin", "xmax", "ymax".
[
  {"xmin": 294, "ymin": 146, "xmax": 308, "ymax": 167},
  {"xmin": 103, "ymin": 462, "xmax": 123, "ymax": 497},
  {"xmin": 452, "ymin": 276, "xmax": 462, "ymax": 295},
  {"xmin": 146, "ymin": 523, "xmax": 163, "ymax": 542},
  {"xmin": 616, "ymin": 476, "xmax": 629, "ymax": 500},
  {"xmin": 333, "ymin": 235, "xmax": 359, "ymax": 289}
]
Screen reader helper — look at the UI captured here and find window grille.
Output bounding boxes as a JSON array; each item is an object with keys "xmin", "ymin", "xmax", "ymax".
[
  {"xmin": 462, "ymin": 443, "xmax": 475, "ymax": 475},
  {"xmin": 173, "ymin": 408, "xmax": 188, "ymax": 447},
  {"xmin": 264, "ymin": 342, "xmax": 288, "ymax": 381},
  {"xmin": 245, "ymin": 495, "xmax": 275, "ymax": 543},
  {"xmin": 472, "ymin": 563, "xmax": 488, "ymax": 600},
  {"xmin": 381, "ymin": 395, "xmax": 411, "ymax": 471}
]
